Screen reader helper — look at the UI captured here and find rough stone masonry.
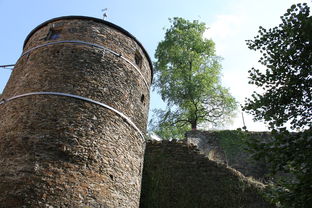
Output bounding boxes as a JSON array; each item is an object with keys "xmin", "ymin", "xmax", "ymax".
[{"xmin": 0, "ymin": 16, "xmax": 152, "ymax": 208}]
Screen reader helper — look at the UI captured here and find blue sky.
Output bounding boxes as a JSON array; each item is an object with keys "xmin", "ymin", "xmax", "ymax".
[{"xmin": 0, "ymin": 0, "xmax": 309, "ymax": 131}]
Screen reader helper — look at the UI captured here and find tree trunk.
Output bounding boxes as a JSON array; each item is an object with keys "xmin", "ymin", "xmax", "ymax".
[{"xmin": 191, "ymin": 121, "xmax": 197, "ymax": 130}]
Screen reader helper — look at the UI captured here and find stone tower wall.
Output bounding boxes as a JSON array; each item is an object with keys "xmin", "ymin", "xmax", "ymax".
[{"xmin": 0, "ymin": 16, "xmax": 152, "ymax": 208}]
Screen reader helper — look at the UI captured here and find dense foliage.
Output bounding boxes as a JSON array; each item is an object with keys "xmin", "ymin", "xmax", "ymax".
[
  {"xmin": 243, "ymin": 3, "xmax": 312, "ymax": 207},
  {"xmin": 151, "ymin": 17, "xmax": 236, "ymax": 139}
]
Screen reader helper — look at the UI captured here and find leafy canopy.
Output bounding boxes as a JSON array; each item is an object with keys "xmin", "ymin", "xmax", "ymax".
[
  {"xmin": 151, "ymin": 17, "xmax": 236, "ymax": 139},
  {"xmin": 244, "ymin": 3, "xmax": 312, "ymax": 131},
  {"xmin": 243, "ymin": 3, "xmax": 312, "ymax": 207}
]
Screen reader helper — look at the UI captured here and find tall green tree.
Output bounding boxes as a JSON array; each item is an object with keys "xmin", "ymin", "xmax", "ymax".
[
  {"xmin": 243, "ymin": 3, "xmax": 312, "ymax": 207},
  {"xmin": 151, "ymin": 17, "xmax": 236, "ymax": 139}
]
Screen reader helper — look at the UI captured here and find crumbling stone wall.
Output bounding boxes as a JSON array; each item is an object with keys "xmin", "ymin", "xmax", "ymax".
[
  {"xmin": 186, "ymin": 130, "xmax": 227, "ymax": 164},
  {"xmin": 0, "ymin": 16, "xmax": 152, "ymax": 208},
  {"xmin": 186, "ymin": 130, "xmax": 270, "ymax": 179},
  {"xmin": 140, "ymin": 140, "xmax": 275, "ymax": 208}
]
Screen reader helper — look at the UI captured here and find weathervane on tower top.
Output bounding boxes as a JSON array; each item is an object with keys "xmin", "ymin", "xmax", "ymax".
[{"xmin": 102, "ymin": 8, "xmax": 108, "ymax": 20}]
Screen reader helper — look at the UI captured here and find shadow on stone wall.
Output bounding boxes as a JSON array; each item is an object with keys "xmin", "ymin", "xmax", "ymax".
[{"xmin": 140, "ymin": 139, "xmax": 275, "ymax": 208}]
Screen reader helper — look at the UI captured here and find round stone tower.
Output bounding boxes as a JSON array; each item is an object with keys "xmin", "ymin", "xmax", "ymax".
[{"xmin": 0, "ymin": 16, "xmax": 152, "ymax": 208}]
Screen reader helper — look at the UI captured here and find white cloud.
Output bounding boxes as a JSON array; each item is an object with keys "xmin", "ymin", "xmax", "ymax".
[{"xmin": 203, "ymin": 14, "xmax": 244, "ymax": 40}]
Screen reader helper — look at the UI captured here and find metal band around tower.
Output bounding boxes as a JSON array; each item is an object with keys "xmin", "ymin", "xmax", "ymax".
[
  {"xmin": 21, "ymin": 40, "xmax": 150, "ymax": 89},
  {"xmin": 0, "ymin": 92, "xmax": 145, "ymax": 140}
]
